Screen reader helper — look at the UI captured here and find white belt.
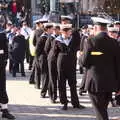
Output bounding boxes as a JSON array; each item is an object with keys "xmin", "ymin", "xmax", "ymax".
[{"xmin": 0, "ymin": 50, "xmax": 4, "ymax": 54}]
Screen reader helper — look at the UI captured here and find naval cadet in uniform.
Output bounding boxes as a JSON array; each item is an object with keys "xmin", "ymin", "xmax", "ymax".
[
  {"xmin": 30, "ymin": 18, "xmax": 47, "ymax": 86},
  {"xmin": 44, "ymin": 23, "xmax": 61, "ymax": 103},
  {"xmin": 55, "ymin": 24, "xmax": 85, "ymax": 110},
  {"xmin": 81, "ymin": 17, "xmax": 120, "ymax": 120},
  {"xmin": 35, "ymin": 23, "xmax": 54, "ymax": 98}
]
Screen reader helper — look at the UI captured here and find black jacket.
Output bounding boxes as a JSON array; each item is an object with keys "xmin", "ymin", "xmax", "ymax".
[
  {"xmin": 81, "ymin": 32, "xmax": 120, "ymax": 92},
  {"xmin": 56, "ymin": 31, "xmax": 80, "ymax": 72},
  {"xmin": 33, "ymin": 29, "xmax": 44, "ymax": 47},
  {"xmin": 36, "ymin": 33, "xmax": 48, "ymax": 58},
  {"xmin": 12, "ymin": 35, "xmax": 26, "ymax": 62},
  {"xmin": 0, "ymin": 32, "xmax": 8, "ymax": 64}
]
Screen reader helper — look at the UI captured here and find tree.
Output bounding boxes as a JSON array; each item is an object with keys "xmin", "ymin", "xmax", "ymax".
[
  {"xmin": 103, "ymin": 0, "xmax": 120, "ymax": 15},
  {"xmin": 39, "ymin": 0, "xmax": 50, "ymax": 14}
]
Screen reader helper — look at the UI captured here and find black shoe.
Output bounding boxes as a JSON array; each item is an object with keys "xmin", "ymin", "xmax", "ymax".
[
  {"xmin": 21, "ymin": 74, "xmax": 26, "ymax": 77},
  {"xmin": 2, "ymin": 109, "xmax": 15, "ymax": 119},
  {"xmin": 51, "ymin": 99, "xmax": 56, "ymax": 104},
  {"xmin": 12, "ymin": 74, "xmax": 16, "ymax": 77},
  {"xmin": 79, "ymin": 89, "xmax": 86, "ymax": 96},
  {"xmin": 40, "ymin": 93, "xmax": 46, "ymax": 98},
  {"xmin": 29, "ymin": 66, "xmax": 32, "ymax": 70},
  {"xmin": 35, "ymin": 85, "xmax": 40, "ymax": 89},
  {"xmin": 73, "ymin": 104, "xmax": 85, "ymax": 109},
  {"xmin": 29, "ymin": 80, "xmax": 35, "ymax": 84},
  {"xmin": 61, "ymin": 103, "xmax": 68, "ymax": 110}
]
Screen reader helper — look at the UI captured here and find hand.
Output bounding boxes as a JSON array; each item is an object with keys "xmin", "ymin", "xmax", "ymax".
[
  {"xmin": 116, "ymin": 91, "xmax": 120, "ymax": 95},
  {"xmin": 4, "ymin": 60, "xmax": 7, "ymax": 66}
]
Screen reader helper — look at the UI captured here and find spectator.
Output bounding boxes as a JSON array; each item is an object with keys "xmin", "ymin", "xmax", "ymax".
[
  {"xmin": 8, "ymin": 0, "xmax": 21, "ymax": 25},
  {"xmin": 12, "ymin": 28, "xmax": 26, "ymax": 77},
  {"xmin": 20, "ymin": 21, "xmax": 33, "ymax": 69}
]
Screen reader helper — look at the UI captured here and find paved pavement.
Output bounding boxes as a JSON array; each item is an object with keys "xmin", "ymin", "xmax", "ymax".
[{"xmin": 0, "ymin": 63, "xmax": 120, "ymax": 120}]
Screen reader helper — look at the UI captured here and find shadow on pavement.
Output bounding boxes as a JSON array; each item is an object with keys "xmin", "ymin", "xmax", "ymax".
[{"xmin": 8, "ymin": 104, "xmax": 96, "ymax": 120}]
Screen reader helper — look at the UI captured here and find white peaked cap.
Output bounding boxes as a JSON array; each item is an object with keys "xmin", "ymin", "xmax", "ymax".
[
  {"xmin": 108, "ymin": 27, "xmax": 119, "ymax": 32},
  {"xmin": 91, "ymin": 17, "xmax": 112, "ymax": 25},
  {"xmin": 114, "ymin": 21, "xmax": 120, "ymax": 25},
  {"xmin": 61, "ymin": 15, "xmax": 73, "ymax": 20},
  {"xmin": 34, "ymin": 18, "xmax": 48, "ymax": 24},
  {"xmin": 88, "ymin": 25, "xmax": 93, "ymax": 29},
  {"xmin": 53, "ymin": 23, "xmax": 61, "ymax": 27},
  {"xmin": 43, "ymin": 23, "xmax": 54, "ymax": 28},
  {"xmin": 60, "ymin": 24, "xmax": 72, "ymax": 30},
  {"xmin": 34, "ymin": 19, "xmax": 41, "ymax": 24}
]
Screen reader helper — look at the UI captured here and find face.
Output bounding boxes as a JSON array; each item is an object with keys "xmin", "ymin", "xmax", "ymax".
[
  {"xmin": 23, "ymin": 23, "xmax": 27, "ymax": 28},
  {"xmin": 61, "ymin": 20, "xmax": 71, "ymax": 24},
  {"xmin": 93, "ymin": 25, "xmax": 102, "ymax": 35},
  {"xmin": 114, "ymin": 24, "xmax": 120, "ymax": 29},
  {"xmin": 108, "ymin": 32, "xmax": 118, "ymax": 39},
  {"xmin": 62, "ymin": 29, "xmax": 72, "ymax": 38},
  {"xmin": 22, "ymin": 6, "xmax": 25, "ymax": 11},
  {"xmin": 54, "ymin": 28, "xmax": 61, "ymax": 35},
  {"xmin": 89, "ymin": 28, "xmax": 94, "ymax": 36},
  {"xmin": 48, "ymin": 27, "xmax": 54, "ymax": 34}
]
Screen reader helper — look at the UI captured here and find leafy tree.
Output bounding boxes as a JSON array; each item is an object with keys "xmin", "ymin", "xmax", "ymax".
[
  {"xmin": 39, "ymin": 0, "xmax": 50, "ymax": 14},
  {"xmin": 103, "ymin": 0, "xmax": 120, "ymax": 15}
]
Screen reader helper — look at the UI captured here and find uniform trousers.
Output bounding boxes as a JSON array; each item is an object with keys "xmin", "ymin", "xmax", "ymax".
[
  {"xmin": 39, "ymin": 55, "xmax": 49, "ymax": 97},
  {"xmin": 89, "ymin": 91, "xmax": 112, "ymax": 120},
  {"xmin": 34, "ymin": 60, "xmax": 41, "ymax": 89},
  {"xmin": 48, "ymin": 58, "xmax": 57, "ymax": 101},
  {"xmin": 12, "ymin": 61, "xmax": 25, "ymax": 76},
  {"xmin": 0, "ymin": 65, "xmax": 8, "ymax": 104},
  {"xmin": 57, "ymin": 54, "xmax": 79, "ymax": 106},
  {"xmin": 29, "ymin": 65, "xmax": 35, "ymax": 84}
]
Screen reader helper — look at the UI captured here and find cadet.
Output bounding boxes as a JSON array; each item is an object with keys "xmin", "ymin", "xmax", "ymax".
[
  {"xmin": 56, "ymin": 24, "xmax": 85, "ymax": 110},
  {"xmin": 30, "ymin": 18, "xmax": 47, "ymax": 86},
  {"xmin": 35, "ymin": 23, "xmax": 54, "ymax": 98},
  {"xmin": 81, "ymin": 17, "xmax": 120, "ymax": 120},
  {"xmin": 44, "ymin": 23, "xmax": 61, "ymax": 103},
  {"xmin": 0, "ymin": 23, "xmax": 15, "ymax": 119}
]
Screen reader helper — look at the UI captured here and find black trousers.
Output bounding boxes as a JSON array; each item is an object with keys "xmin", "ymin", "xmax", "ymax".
[
  {"xmin": 12, "ymin": 61, "xmax": 25, "ymax": 76},
  {"xmin": 9, "ymin": 59, "xmax": 13, "ymax": 73},
  {"xmin": 34, "ymin": 61, "xmax": 41, "ymax": 89},
  {"xmin": 48, "ymin": 58, "xmax": 58, "ymax": 101},
  {"xmin": 39, "ymin": 55, "xmax": 49, "ymax": 96},
  {"xmin": 29, "ymin": 56, "xmax": 34, "ymax": 70},
  {"xmin": 0, "ymin": 65, "xmax": 8, "ymax": 104},
  {"xmin": 89, "ymin": 91, "xmax": 112, "ymax": 120},
  {"xmin": 29, "ymin": 65, "xmax": 35, "ymax": 84},
  {"xmin": 57, "ymin": 56, "xmax": 79, "ymax": 106},
  {"xmin": 79, "ymin": 68, "xmax": 87, "ymax": 92},
  {"xmin": 25, "ymin": 39, "xmax": 30, "ymax": 63}
]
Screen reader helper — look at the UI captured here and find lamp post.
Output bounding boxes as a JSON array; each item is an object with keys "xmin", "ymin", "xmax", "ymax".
[
  {"xmin": 74, "ymin": 0, "xmax": 80, "ymax": 29},
  {"xmin": 50, "ymin": 0, "xmax": 60, "ymax": 22}
]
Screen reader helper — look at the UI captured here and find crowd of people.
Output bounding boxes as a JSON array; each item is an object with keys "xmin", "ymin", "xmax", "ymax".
[
  {"xmin": 0, "ymin": 0, "xmax": 28, "ymax": 27},
  {"xmin": 0, "ymin": 9, "xmax": 120, "ymax": 119}
]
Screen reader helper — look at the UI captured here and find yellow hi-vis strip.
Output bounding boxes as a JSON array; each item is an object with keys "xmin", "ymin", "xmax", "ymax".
[{"xmin": 91, "ymin": 52, "xmax": 103, "ymax": 55}]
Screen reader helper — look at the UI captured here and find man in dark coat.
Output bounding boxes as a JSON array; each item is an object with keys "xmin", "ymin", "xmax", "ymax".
[
  {"xmin": 0, "ymin": 25, "xmax": 15, "ymax": 119},
  {"xmin": 12, "ymin": 28, "xmax": 26, "ymax": 77},
  {"xmin": 81, "ymin": 17, "xmax": 120, "ymax": 120}
]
